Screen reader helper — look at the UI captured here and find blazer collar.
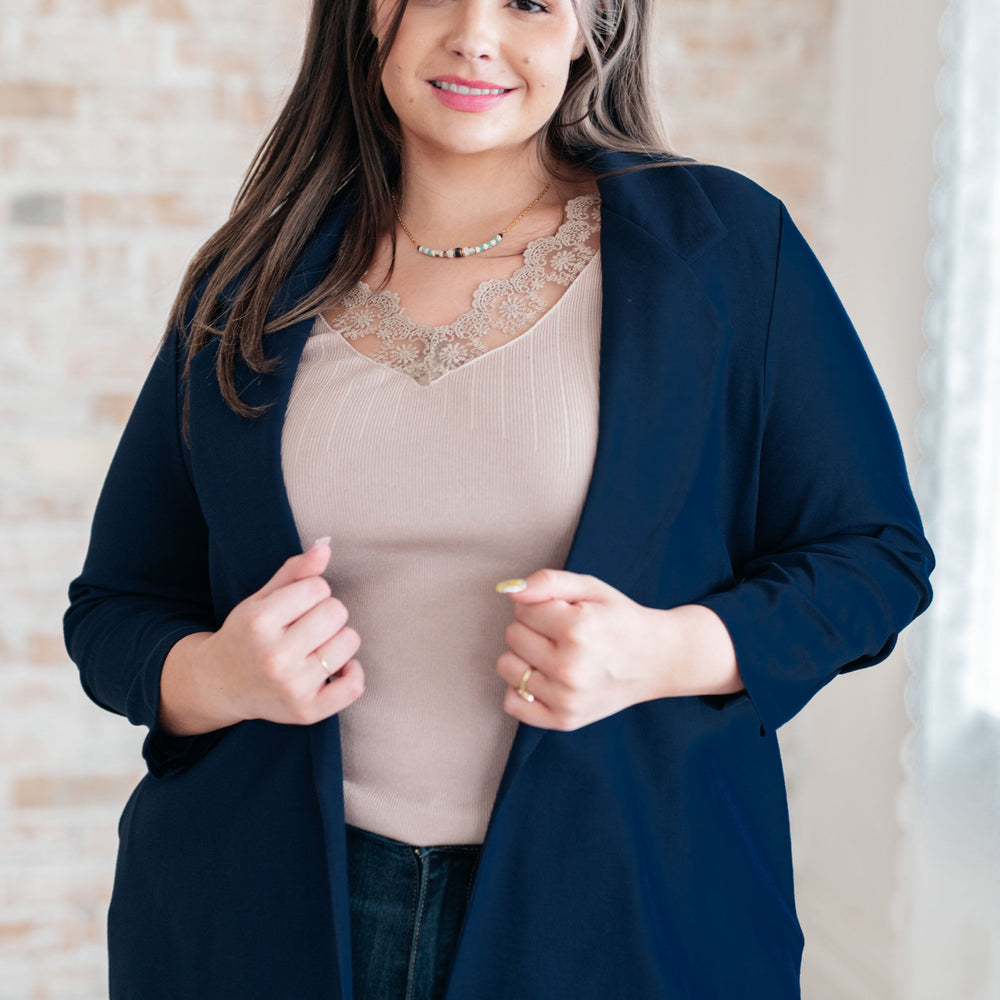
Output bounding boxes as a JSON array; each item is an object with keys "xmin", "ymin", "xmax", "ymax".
[{"xmin": 588, "ymin": 149, "xmax": 728, "ymax": 263}]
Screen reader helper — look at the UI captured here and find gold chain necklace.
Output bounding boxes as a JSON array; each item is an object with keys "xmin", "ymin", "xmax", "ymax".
[{"xmin": 392, "ymin": 183, "xmax": 551, "ymax": 259}]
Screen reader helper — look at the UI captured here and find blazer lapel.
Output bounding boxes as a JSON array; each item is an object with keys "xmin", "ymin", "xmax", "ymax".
[
  {"xmin": 187, "ymin": 199, "xmax": 352, "ymax": 596},
  {"xmin": 187, "ymin": 202, "xmax": 356, "ymax": 998},
  {"xmin": 488, "ymin": 157, "xmax": 734, "ymax": 815}
]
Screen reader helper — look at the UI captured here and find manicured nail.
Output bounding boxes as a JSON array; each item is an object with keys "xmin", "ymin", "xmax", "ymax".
[
  {"xmin": 310, "ymin": 536, "xmax": 331, "ymax": 550},
  {"xmin": 495, "ymin": 579, "xmax": 527, "ymax": 594}
]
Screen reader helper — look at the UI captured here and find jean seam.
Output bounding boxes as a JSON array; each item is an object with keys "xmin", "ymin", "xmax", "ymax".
[
  {"xmin": 405, "ymin": 849, "xmax": 429, "ymax": 1000},
  {"xmin": 463, "ymin": 859, "xmax": 478, "ymax": 910}
]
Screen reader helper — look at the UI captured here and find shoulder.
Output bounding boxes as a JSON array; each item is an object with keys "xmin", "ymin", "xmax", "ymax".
[
  {"xmin": 591, "ymin": 150, "xmax": 784, "ymax": 263},
  {"xmin": 673, "ymin": 161, "xmax": 782, "ymax": 231}
]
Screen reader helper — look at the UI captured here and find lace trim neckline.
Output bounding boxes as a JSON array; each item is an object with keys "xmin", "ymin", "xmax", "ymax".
[{"xmin": 317, "ymin": 192, "xmax": 602, "ymax": 386}]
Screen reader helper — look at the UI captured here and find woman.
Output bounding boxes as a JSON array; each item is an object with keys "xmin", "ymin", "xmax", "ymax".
[{"xmin": 64, "ymin": 0, "xmax": 934, "ymax": 998}]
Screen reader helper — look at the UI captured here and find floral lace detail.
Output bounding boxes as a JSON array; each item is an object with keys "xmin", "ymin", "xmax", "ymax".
[{"xmin": 320, "ymin": 193, "xmax": 601, "ymax": 386}]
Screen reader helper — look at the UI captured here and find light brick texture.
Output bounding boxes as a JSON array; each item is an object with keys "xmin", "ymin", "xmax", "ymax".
[{"xmin": 0, "ymin": 1, "xmax": 835, "ymax": 996}]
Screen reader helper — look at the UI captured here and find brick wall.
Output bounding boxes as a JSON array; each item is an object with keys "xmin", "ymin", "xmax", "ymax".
[
  {"xmin": 0, "ymin": 1, "xmax": 834, "ymax": 995},
  {"xmin": 659, "ymin": 0, "xmax": 834, "ymax": 238}
]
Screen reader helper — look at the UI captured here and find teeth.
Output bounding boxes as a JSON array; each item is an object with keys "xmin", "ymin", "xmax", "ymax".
[{"xmin": 433, "ymin": 81, "xmax": 508, "ymax": 96}]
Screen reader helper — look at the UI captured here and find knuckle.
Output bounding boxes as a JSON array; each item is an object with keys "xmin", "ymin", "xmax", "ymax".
[
  {"xmin": 340, "ymin": 626, "xmax": 361, "ymax": 650},
  {"xmin": 497, "ymin": 651, "xmax": 519, "ymax": 676},
  {"xmin": 290, "ymin": 703, "xmax": 314, "ymax": 726},
  {"xmin": 330, "ymin": 608, "xmax": 352, "ymax": 634},
  {"xmin": 548, "ymin": 713, "xmax": 571, "ymax": 732},
  {"xmin": 244, "ymin": 613, "xmax": 270, "ymax": 643},
  {"xmin": 549, "ymin": 687, "xmax": 573, "ymax": 713},
  {"xmin": 547, "ymin": 659, "xmax": 573, "ymax": 686},
  {"xmin": 562, "ymin": 620, "xmax": 588, "ymax": 649},
  {"xmin": 326, "ymin": 596, "xmax": 347, "ymax": 621},
  {"xmin": 334, "ymin": 674, "xmax": 363, "ymax": 708},
  {"xmin": 270, "ymin": 691, "xmax": 294, "ymax": 719},
  {"xmin": 258, "ymin": 650, "xmax": 284, "ymax": 677}
]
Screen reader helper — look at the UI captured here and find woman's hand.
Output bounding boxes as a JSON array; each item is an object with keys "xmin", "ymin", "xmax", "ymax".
[
  {"xmin": 495, "ymin": 569, "xmax": 741, "ymax": 731},
  {"xmin": 158, "ymin": 539, "xmax": 364, "ymax": 736}
]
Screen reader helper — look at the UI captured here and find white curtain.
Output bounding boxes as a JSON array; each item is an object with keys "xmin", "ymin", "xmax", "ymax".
[{"xmin": 898, "ymin": 0, "xmax": 1000, "ymax": 995}]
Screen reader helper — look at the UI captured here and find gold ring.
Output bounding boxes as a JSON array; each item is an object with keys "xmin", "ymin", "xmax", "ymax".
[
  {"xmin": 517, "ymin": 667, "xmax": 536, "ymax": 703},
  {"xmin": 317, "ymin": 653, "xmax": 333, "ymax": 678}
]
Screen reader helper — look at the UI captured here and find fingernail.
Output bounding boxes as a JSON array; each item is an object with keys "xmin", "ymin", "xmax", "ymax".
[
  {"xmin": 495, "ymin": 578, "xmax": 527, "ymax": 594},
  {"xmin": 310, "ymin": 536, "xmax": 331, "ymax": 550}
]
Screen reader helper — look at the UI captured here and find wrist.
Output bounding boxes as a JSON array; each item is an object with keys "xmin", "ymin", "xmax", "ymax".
[
  {"xmin": 159, "ymin": 631, "xmax": 241, "ymax": 737},
  {"xmin": 646, "ymin": 604, "xmax": 743, "ymax": 700}
]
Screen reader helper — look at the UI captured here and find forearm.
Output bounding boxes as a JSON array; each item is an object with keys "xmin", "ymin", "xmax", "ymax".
[
  {"xmin": 646, "ymin": 604, "xmax": 743, "ymax": 700},
  {"xmin": 159, "ymin": 631, "xmax": 242, "ymax": 737}
]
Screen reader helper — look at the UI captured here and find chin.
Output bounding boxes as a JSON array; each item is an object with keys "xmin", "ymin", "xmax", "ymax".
[{"xmin": 408, "ymin": 127, "xmax": 544, "ymax": 162}]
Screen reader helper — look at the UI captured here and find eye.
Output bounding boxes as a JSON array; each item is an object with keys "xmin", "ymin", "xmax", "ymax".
[{"xmin": 508, "ymin": 0, "xmax": 550, "ymax": 12}]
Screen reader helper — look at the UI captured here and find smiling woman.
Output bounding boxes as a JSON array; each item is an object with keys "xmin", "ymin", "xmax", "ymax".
[{"xmin": 64, "ymin": 0, "xmax": 934, "ymax": 998}]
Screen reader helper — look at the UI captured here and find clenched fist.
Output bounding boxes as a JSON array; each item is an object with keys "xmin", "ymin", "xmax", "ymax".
[{"xmin": 158, "ymin": 538, "xmax": 364, "ymax": 736}]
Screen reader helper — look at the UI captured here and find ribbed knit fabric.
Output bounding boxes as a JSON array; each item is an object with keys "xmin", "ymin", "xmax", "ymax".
[{"xmin": 281, "ymin": 244, "xmax": 601, "ymax": 846}]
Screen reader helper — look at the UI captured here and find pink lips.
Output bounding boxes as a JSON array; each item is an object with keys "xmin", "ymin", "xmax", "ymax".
[{"xmin": 428, "ymin": 75, "xmax": 514, "ymax": 112}]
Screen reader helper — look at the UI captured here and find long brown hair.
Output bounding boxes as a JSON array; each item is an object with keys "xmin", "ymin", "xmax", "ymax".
[{"xmin": 170, "ymin": 0, "xmax": 671, "ymax": 419}]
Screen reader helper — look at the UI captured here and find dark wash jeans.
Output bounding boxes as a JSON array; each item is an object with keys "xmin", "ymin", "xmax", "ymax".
[{"xmin": 346, "ymin": 824, "xmax": 481, "ymax": 1000}]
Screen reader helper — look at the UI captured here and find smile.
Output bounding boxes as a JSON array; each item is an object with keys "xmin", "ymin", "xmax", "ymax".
[{"xmin": 430, "ymin": 81, "xmax": 512, "ymax": 96}]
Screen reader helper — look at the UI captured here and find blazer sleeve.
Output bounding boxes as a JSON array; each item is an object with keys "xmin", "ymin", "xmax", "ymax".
[
  {"xmin": 63, "ymin": 320, "xmax": 224, "ymax": 778},
  {"xmin": 695, "ymin": 201, "xmax": 934, "ymax": 735}
]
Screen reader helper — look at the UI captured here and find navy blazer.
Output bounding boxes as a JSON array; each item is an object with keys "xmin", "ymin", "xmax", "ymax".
[{"xmin": 65, "ymin": 151, "xmax": 933, "ymax": 999}]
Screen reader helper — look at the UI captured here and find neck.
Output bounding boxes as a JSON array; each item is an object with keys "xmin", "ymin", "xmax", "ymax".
[{"xmin": 396, "ymin": 147, "xmax": 557, "ymax": 248}]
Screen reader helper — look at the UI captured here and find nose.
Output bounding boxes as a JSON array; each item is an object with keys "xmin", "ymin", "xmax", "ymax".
[{"xmin": 445, "ymin": 2, "xmax": 498, "ymax": 61}]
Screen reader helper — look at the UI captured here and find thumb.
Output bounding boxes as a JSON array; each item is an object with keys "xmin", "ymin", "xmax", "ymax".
[
  {"xmin": 257, "ymin": 537, "xmax": 331, "ymax": 598},
  {"xmin": 495, "ymin": 568, "xmax": 608, "ymax": 606}
]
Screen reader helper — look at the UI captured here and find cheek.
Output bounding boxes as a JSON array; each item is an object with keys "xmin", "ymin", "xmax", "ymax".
[
  {"xmin": 528, "ymin": 41, "xmax": 577, "ymax": 98},
  {"xmin": 532, "ymin": 65, "xmax": 572, "ymax": 100},
  {"xmin": 381, "ymin": 60, "xmax": 407, "ymax": 96}
]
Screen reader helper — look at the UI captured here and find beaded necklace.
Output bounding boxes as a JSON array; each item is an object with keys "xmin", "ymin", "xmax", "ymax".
[{"xmin": 392, "ymin": 184, "xmax": 551, "ymax": 259}]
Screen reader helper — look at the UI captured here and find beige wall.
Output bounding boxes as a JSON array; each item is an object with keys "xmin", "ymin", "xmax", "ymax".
[
  {"xmin": 789, "ymin": 1, "xmax": 944, "ymax": 996},
  {"xmin": 0, "ymin": 1, "xmax": 941, "ymax": 995},
  {"xmin": 655, "ymin": 0, "xmax": 835, "ymax": 241}
]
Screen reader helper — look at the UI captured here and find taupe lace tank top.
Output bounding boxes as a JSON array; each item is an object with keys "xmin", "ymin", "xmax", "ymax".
[{"xmin": 281, "ymin": 194, "xmax": 602, "ymax": 844}]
